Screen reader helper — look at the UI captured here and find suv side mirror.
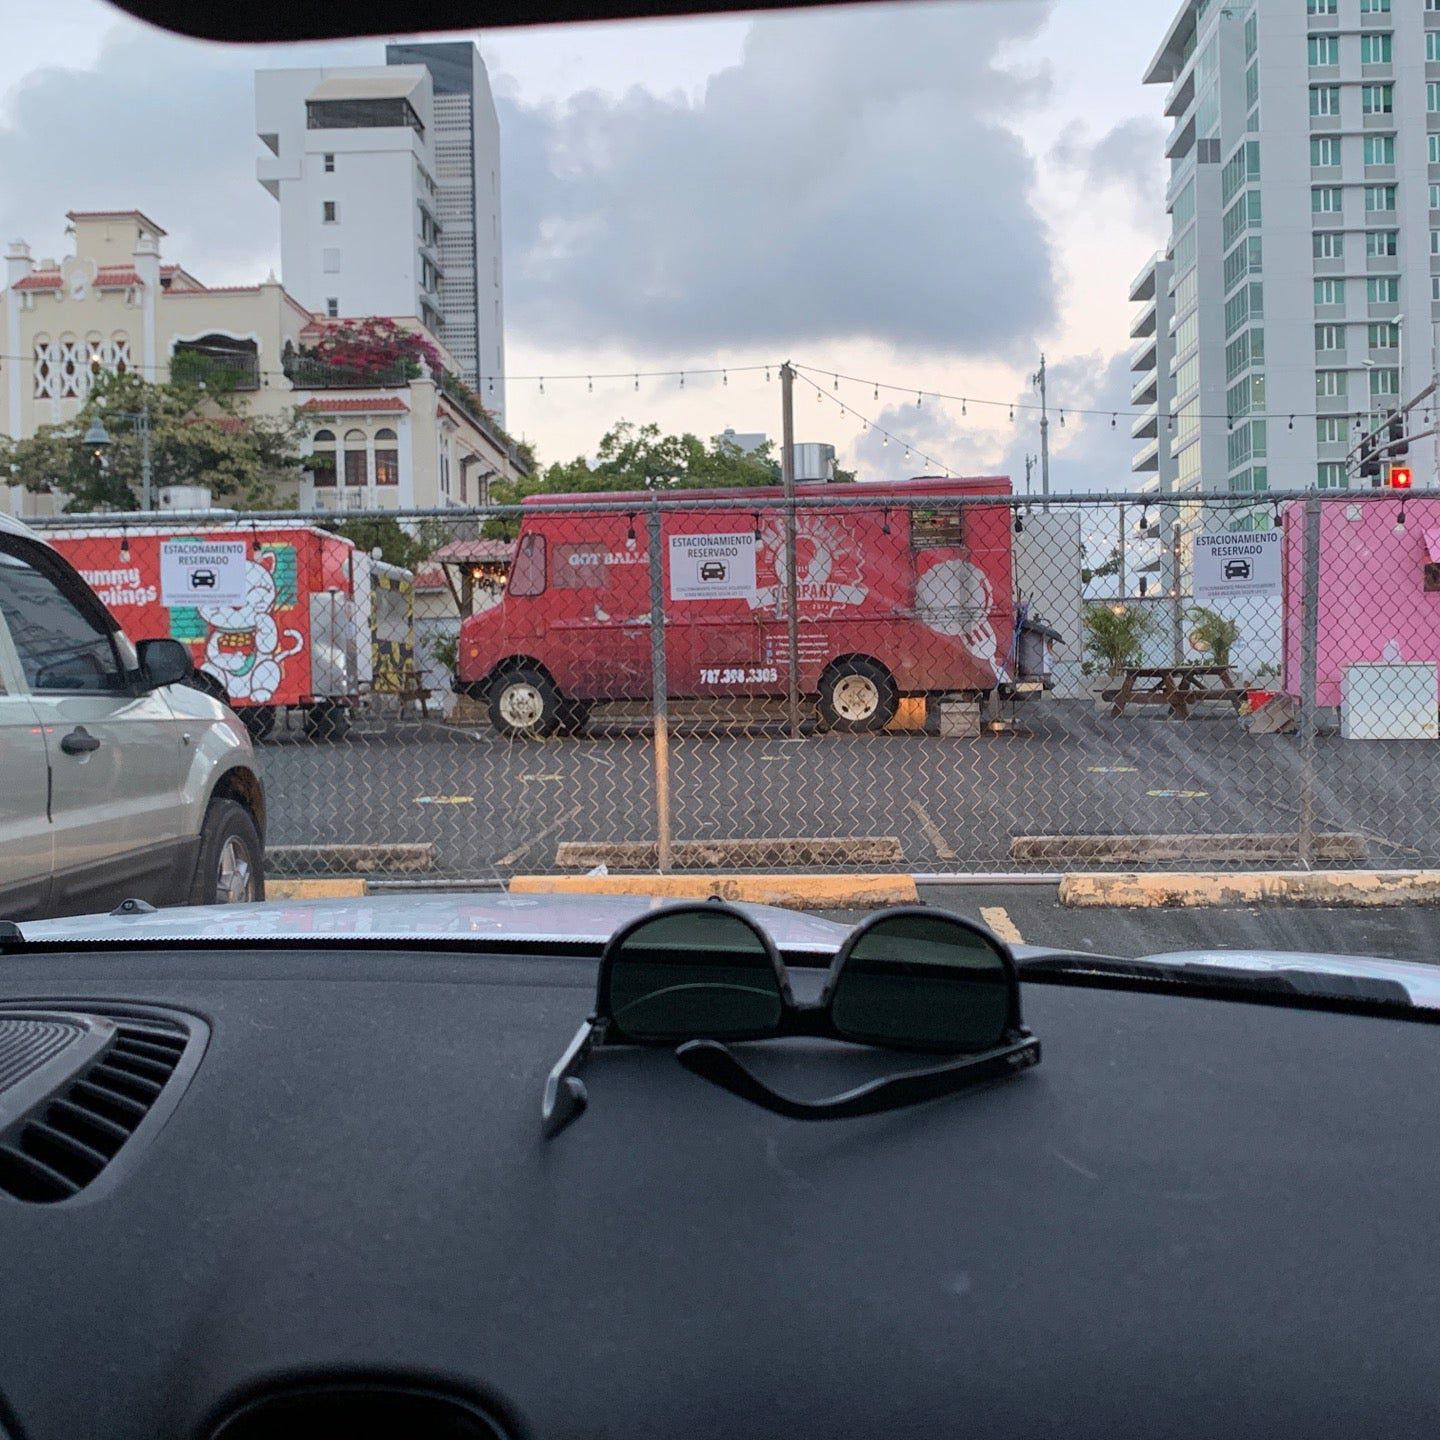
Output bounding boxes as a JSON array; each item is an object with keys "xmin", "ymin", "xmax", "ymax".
[{"xmin": 137, "ymin": 637, "xmax": 195, "ymax": 690}]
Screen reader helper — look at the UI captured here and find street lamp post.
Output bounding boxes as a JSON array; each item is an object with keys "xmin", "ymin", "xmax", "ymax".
[{"xmin": 83, "ymin": 407, "xmax": 153, "ymax": 509}]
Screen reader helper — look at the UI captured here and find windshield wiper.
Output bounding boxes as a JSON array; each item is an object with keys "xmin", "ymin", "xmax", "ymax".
[{"xmin": 1019, "ymin": 953, "xmax": 1417, "ymax": 1010}]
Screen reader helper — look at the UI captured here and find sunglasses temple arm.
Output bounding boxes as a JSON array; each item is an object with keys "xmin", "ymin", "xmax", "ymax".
[
  {"xmin": 541, "ymin": 1019, "xmax": 598, "ymax": 1138},
  {"xmin": 674, "ymin": 1035, "xmax": 1040, "ymax": 1122}
]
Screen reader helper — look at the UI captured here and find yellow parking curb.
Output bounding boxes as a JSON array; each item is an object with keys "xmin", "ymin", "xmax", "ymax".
[
  {"xmin": 1060, "ymin": 870, "xmax": 1440, "ymax": 908},
  {"xmin": 509, "ymin": 873, "xmax": 919, "ymax": 909},
  {"xmin": 264, "ymin": 878, "xmax": 369, "ymax": 900}
]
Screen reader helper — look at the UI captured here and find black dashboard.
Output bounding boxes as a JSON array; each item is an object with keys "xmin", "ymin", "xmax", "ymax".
[{"xmin": 1, "ymin": 944, "xmax": 1437, "ymax": 1439}]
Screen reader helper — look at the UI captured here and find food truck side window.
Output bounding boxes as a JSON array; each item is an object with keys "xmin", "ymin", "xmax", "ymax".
[
  {"xmin": 911, "ymin": 508, "xmax": 966, "ymax": 549},
  {"xmin": 509, "ymin": 532, "xmax": 547, "ymax": 597}
]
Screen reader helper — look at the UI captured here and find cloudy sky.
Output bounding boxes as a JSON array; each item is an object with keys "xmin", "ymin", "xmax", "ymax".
[{"xmin": 0, "ymin": 0, "xmax": 1170, "ymax": 489}]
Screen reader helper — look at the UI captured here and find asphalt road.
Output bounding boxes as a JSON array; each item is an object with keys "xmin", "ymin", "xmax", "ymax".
[{"xmin": 254, "ymin": 698, "xmax": 1440, "ymax": 879}]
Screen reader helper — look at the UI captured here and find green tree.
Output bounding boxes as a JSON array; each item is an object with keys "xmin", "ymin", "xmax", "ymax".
[
  {"xmin": 330, "ymin": 514, "xmax": 457, "ymax": 571},
  {"xmin": 1083, "ymin": 603, "xmax": 1154, "ymax": 675},
  {"xmin": 1, "ymin": 371, "xmax": 305, "ymax": 514},
  {"xmin": 480, "ymin": 421, "xmax": 782, "ymax": 538},
  {"xmin": 1187, "ymin": 606, "xmax": 1240, "ymax": 668}
]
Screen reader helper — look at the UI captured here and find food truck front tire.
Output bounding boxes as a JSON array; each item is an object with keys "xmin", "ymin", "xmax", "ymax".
[
  {"xmin": 817, "ymin": 659, "xmax": 897, "ymax": 732},
  {"xmin": 489, "ymin": 668, "xmax": 562, "ymax": 737},
  {"xmin": 304, "ymin": 701, "xmax": 352, "ymax": 742},
  {"xmin": 240, "ymin": 706, "xmax": 276, "ymax": 743}
]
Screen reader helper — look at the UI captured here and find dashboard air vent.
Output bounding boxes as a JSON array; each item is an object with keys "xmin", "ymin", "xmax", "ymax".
[{"xmin": 0, "ymin": 1008, "xmax": 201, "ymax": 1204}]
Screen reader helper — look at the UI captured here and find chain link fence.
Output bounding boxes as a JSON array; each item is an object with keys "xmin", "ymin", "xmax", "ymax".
[{"xmin": 30, "ymin": 486, "xmax": 1440, "ymax": 880}]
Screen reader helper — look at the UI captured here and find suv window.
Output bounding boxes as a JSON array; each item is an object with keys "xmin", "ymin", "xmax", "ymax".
[{"xmin": 0, "ymin": 546, "xmax": 127, "ymax": 694}]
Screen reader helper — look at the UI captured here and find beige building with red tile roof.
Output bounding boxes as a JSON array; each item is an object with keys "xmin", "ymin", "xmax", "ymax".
[{"xmin": 3, "ymin": 210, "xmax": 526, "ymax": 518}]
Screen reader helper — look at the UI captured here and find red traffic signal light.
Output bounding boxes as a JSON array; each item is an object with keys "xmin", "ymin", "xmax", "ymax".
[{"xmin": 1390, "ymin": 466, "xmax": 1413, "ymax": 489}]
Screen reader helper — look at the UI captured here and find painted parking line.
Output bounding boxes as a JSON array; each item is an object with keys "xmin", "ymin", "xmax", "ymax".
[
  {"xmin": 979, "ymin": 905, "xmax": 1024, "ymax": 944},
  {"xmin": 908, "ymin": 798, "xmax": 957, "ymax": 861}
]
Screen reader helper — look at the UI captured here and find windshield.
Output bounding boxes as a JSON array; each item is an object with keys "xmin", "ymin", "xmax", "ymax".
[{"xmin": 1, "ymin": 0, "xmax": 1436, "ymax": 971}]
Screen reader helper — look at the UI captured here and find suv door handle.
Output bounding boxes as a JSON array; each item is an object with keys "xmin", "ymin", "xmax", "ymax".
[{"xmin": 60, "ymin": 727, "xmax": 101, "ymax": 755}]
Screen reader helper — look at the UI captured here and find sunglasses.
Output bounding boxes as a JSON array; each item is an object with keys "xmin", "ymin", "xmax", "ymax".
[{"xmin": 542, "ymin": 902, "xmax": 1040, "ymax": 1137}]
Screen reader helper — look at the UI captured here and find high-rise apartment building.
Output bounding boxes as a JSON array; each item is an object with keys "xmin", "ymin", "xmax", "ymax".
[
  {"xmin": 1139, "ymin": 0, "xmax": 1440, "ymax": 494},
  {"xmin": 1129, "ymin": 252, "xmax": 1178, "ymax": 493},
  {"xmin": 387, "ymin": 42, "xmax": 505, "ymax": 423},
  {"xmin": 256, "ymin": 66, "xmax": 445, "ymax": 336}
]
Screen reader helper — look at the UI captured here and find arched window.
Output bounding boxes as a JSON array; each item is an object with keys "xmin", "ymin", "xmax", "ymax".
[
  {"xmin": 343, "ymin": 428, "xmax": 369, "ymax": 488},
  {"xmin": 374, "ymin": 426, "xmax": 399, "ymax": 487},
  {"xmin": 57, "ymin": 334, "xmax": 83, "ymax": 399},
  {"xmin": 33, "ymin": 337, "xmax": 55, "ymax": 400},
  {"xmin": 310, "ymin": 428, "xmax": 337, "ymax": 487}
]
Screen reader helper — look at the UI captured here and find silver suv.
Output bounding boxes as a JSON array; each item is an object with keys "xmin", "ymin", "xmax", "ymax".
[{"xmin": 0, "ymin": 513, "xmax": 265, "ymax": 920}]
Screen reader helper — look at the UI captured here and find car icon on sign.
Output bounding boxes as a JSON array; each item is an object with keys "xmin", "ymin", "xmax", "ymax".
[
  {"xmin": 190, "ymin": 569, "xmax": 218, "ymax": 589},
  {"xmin": 699, "ymin": 561, "xmax": 728, "ymax": 582},
  {"xmin": 1223, "ymin": 559, "xmax": 1251, "ymax": 581}
]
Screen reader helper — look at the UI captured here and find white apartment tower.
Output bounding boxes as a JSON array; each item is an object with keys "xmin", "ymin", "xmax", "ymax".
[
  {"xmin": 386, "ymin": 42, "xmax": 506, "ymax": 423},
  {"xmin": 1141, "ymin": 0, "xmax": 1440, "ymax": 494},
  {"xmin": 256, "ymin": 66, "xmax": 444, "ymax": 336},
  {"xmin": 1129, "ymin": 252, "xmax": 1179, "ymax": 493}
]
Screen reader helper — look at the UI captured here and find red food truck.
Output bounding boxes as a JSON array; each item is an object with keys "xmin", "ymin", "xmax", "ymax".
[
  {"xmin": 457, "ymin": 477, "xmax": 1022, "ymax": 735},
  {"xmin": 48, "ymin": 521, "xmax": 364, "ymax": 741}
]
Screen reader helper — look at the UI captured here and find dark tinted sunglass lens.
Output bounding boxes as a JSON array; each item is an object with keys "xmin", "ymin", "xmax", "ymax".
[
  {"xmin": 831, "ymin": 914, "xmax": 1011, "ymax": 1050},
  {"xmin": 606, "ymin": 910, "xmax": 785, "ymax": 1041}
]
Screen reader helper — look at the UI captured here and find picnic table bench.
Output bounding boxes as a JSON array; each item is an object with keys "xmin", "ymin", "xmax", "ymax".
[{"xmin": 1103, "ymin": 665, "xmax": 1247, "ymax": 720}]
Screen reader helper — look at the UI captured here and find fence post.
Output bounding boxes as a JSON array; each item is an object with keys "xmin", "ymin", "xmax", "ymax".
[
  {"xmin": 780, "ymin": 362, "xmax": 802, "ymax": 737},
  {"xmin": 1170, "ymin": 520, "xmax": 1184, "ymax": 666},
  {"xmin": 1297, "ymin": 493, "xmax": 1323, "ymax": 867},
  {"xmin": 646, "ymin": 502, "xmax": 673, "ymax": 873}
]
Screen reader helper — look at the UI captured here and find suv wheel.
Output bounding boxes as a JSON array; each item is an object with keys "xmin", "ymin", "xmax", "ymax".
[{"xmin": 191, "ymin": 798, "xmax": 265, "ymax": 906}]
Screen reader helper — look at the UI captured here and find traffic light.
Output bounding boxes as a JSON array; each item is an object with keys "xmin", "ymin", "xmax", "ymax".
[
  {"xmin": 1389, "ymin": 465, "xmax": 1413, "ymax": 490},
  {"xmin": 1387, "ymin": 411, "xmax": 1409, "ymax": 461},
  {"xmin": 1359, "ymin": 428, "xmax": 1382, "ymax": 480}
]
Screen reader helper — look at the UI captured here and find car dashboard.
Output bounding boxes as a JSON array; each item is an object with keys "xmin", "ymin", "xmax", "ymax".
[{"xmin": 0, "ymin": 939, "xmax": 1437, "ymax": 1440}]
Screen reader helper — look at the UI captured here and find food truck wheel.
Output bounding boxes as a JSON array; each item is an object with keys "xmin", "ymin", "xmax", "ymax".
[
  {"xmin": 490, "ymin": 669, "xmax": 562, "ymax": 737},
  {"xmin": 240, "ymin": 706, "xmax": 276, "ymax": 743},
  {"xmin": 304, "ymin": 701, "xmax": 352, "ymax": 742},
  {"xmin": 818, "ymin": 660, "xmax": 897, "ymax": 732}
]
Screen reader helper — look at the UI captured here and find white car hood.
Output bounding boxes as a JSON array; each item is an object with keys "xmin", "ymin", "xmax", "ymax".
[{"xmin": 17, "ymin": 892, "xmax": 851, "ymax": 956}]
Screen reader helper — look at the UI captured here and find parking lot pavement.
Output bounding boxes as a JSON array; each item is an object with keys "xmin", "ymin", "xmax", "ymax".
[
  {"xmin": 255, "ymin": 699, "xmax": 1440, "ymax": 878},
  {"xmin": 820, "ymin": 883, "xmax": 1440, "ymax": 967}
]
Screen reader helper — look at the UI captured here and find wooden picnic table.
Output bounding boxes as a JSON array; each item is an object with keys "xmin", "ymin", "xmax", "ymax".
[{"xmin": 1104, "ymin": 665, "xmax": 1247, "ymax": 720}]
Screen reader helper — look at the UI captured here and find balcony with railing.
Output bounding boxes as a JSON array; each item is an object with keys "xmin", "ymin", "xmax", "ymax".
[
  {"xmin": 1132, "ymin": 437, "xmax": 1160, "ymax": 472},
  {"xmin": 284, "ymin": 356, "xmax": 418, "ymax": 389},
  {"xmin": 169, "ymin": 344, "xmax": 260, "ymax": 392},
  {"xmin": 1131, "ymin": 404, "xmax": 1159, "ymax": 441},
  {"xmin": 1131, "ymin": 370, "xmax": 1158, "ymax": 407}
]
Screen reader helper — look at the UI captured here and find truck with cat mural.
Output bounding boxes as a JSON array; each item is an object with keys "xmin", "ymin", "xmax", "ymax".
[{"xmin": 44, "ymin": 520, "xmax": 373, "ymax": 742}]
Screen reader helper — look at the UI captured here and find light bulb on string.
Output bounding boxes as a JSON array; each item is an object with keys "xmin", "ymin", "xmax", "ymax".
[
  {"xmin": 587, "ymin": 376, "xmax": 593, "ymax": 393},
  {"xmin": 1009, "ymin": 405, "xmax": 1014, "ymax": 421},
  {"xmin": 1059, "ymin": 410, "xmax": 1066, "ymax": 428},
  {"xmin": 833, "ymin": 373, "xmax": 839, "ymax": 390},
  {"xmin": 634, "ymin": 374, "xmax": 639, "ymax": 391},
  {"xmin": 765, "ymin": 366, "xmax": 771, "ymax": 382},
  {"xmin": 916, "ymin": 392, "xmax": 922, "ymax": 408},
  {"xmin": 874, "ymin": 383, "xmax": 879, "ymax": 401},
  {"xmin": 962, "ymin": 399, "xmax": 967, "ymax": 417},
  {"xmin": 539, "ymin": 376, "xmax": 545, "ymax": 395},
  {"xmin": 722, "ymin": 370, "xmax": 728, "ymax": 386},
  {"xmin": 882, "ymin": 434, "xmax": 889, "ymax": 447},
  {"xmin": 488, "ymin": 376, "xmax": 494, "ymax": 393},
  {"xmin": 679, "ymin": 372, "xmax": 685, "ymax": 388},
  {"xmin": 1288, "ymin": 415, "xmax": 1294, "ymax": 430},
  {"xmin": 1111, "ymin": 413, "xmax": 1116, "ymax": 428}
]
